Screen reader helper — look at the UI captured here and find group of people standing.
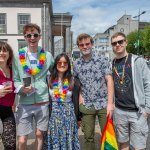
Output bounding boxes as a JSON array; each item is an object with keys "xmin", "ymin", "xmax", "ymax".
[{"xmin": 0, "ymin": 22, "xmax": 150, "ymax": 150}]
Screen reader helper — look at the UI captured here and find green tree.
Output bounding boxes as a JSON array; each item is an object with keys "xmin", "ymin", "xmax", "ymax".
[
  {"xmin": 143, "ymin": 26, "xmax": 150, "ymax": 56},
  {"xmin": 127, "ymin": 31, "xmax": 138, "ymax": 54},
  {"xmin": 127, "ymin": 30, "xmax": 145, "ymax": 55}
]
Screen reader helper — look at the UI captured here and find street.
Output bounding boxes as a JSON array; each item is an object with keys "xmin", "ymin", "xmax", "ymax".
[
  {"xmin": 0, "ymin": 119, "xmax": 101, "ymax": 150},
  {"xmin": 1, "ymin": 117, "xmax": 150, "ymax": 150}
]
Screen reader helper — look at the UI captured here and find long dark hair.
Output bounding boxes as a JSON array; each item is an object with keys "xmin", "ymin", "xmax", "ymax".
[
  {"xmin": 0, "ymin": 41, "xmax": 14, "ymax": 66},
  {"xmin": 49, "ymin": 53, "xmax": 73, "ymax": 90}
]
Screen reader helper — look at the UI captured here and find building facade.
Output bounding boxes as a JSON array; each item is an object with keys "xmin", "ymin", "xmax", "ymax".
[
  {"xmin": 93, "ymin": 14, "xmax": 148, "ymax": 59},
  {"xmin": 0, "ymin": 0, "xmax": 73, "ymax": 56}
]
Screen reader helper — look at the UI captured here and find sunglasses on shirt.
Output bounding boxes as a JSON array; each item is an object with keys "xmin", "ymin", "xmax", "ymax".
[
  {"xmin": 111, "ymin": 39, "xmax": 125, "ymax": 46},
  {"xmin": 24, "ymin": 33, "xmax": 40, "ymax": 38}
]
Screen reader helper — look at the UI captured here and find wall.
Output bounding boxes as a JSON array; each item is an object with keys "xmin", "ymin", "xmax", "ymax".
[{"xmin": 0, "ymin": 7, "xmax": 42, "ymax": 52}]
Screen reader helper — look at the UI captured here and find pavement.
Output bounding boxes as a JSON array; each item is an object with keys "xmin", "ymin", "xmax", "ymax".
[
  {"xmin": 1, "ymin": 117, "xmax": 150, "ymax": 150},
  {"xmin": 0, "ymin": 119, "xmax": 101, "ymax": 150}
]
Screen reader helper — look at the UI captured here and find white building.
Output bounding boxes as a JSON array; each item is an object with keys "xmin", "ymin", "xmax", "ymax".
[
  {"xmin": 0, "ymin": 0, "xmax": 73, "ymax": 56},
  {"xmin": 93, "ymin": 14, "xmax": 148, "ymax": 59},
  {"xmin": 0, "ymin": 7, "xmax": 43, "ymax": 51}
]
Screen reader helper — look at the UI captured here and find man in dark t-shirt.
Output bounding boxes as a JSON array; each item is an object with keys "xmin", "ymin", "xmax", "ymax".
[{"xmin": 111, "ymin": 32, "xmax": 150, "ymax": 150}]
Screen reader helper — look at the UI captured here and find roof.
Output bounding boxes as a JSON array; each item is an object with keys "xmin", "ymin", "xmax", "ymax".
[
  {"xmin": 0, "ymin": 0, "xmax": 50, "ymax": 2},
  {"xmin": 0, "ymin": 0, "xmax": 52, "ymax": 8}
]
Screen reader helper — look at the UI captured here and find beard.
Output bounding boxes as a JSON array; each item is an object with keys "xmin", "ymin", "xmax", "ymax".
[{"xmin": 81, "ymin": 48, "xmax": 92, "ymax": 56}]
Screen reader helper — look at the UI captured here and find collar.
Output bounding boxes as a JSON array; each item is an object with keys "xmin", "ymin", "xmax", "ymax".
[{"xmin": 81, "ymin": 51, "xmax": 95, "ymax": 63}]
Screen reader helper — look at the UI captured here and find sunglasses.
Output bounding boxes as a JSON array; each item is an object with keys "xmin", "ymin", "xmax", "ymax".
[
  {"xmin": 57, "ymin": 61, "xmax": 68, "ymax": 67},
  {"xmin": 24, "ymin": 33, "xmax": 40, "ymax": 38},
  {"xmin": 78, "ymin": 43, "xmax": 91, "ymax": 47},
  {"xmin": 111, "ymin": 39, "xmax": 125, "ymax": 46}
]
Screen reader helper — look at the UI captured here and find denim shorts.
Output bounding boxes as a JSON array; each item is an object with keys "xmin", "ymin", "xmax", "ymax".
[
  {"xmin": 113, "ymin": 107, "xmax": 148, "ymax": 149},
  {"xmin": 16, "ymin": 104, "xmax": 49, "ymax": 136}
]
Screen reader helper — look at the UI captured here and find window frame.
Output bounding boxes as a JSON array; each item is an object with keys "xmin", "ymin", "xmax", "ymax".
[
  {"xmin": 18, "ymin": 39, "xmax": 27, "ymax": 50},
  {"xmin": 18, "ymin": 13, "xmax": 30, "ymax": 34},
  {"xmin": 0, "ymin": 13, "xmax": 7, "ymax": 34}
]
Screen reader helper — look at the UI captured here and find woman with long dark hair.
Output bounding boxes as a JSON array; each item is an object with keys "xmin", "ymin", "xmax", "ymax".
[
  {"xmin": 0, "ymin": 41, "xmax": 16, "ymax": 149},
  {"xmin": 43, "ymin": 53, "xmax": 81, "ymax": 150}
]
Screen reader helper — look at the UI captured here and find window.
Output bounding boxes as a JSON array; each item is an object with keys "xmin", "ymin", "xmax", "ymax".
[
  {"xmin": 18, "ymin": 14, "xmax": 30, "ymax": 34},
  {"xmin": 0, "ymin": 13, "xmax": 6, "ymax": 33},
  {"xmin": 99, "ymin": 38, "xmax": 108, "ymax": 43},
  {"xmin": 18, "ymin": 40, "xmax": 27, "ymax": 50}
]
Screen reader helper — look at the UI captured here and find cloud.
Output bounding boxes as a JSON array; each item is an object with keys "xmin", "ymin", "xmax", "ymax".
[{"xmin": 52, "ymin": 0, "xmax": 150, "ymax": 43}]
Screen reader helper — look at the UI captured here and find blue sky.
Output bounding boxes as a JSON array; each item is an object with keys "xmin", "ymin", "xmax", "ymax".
[{"xmin": 52, "ymin": 0, "xmax": 150, "ymax": 42}]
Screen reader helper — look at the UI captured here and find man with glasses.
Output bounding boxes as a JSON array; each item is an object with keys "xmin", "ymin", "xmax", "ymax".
[
  {"xmin": 12, "ymin": 23, "xmax": 54, "ymax": 150},
  {"xmin": 73, "ymin": 33, "xmax": 114, "ymax": 150},
  {"xmin": 111, "ymin": 32, "xmax": 150, "ymax": 150}
]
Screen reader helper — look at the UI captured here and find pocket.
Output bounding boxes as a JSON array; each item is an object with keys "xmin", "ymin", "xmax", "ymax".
[
  {"xmin": 79, "ymin": 103, "xmax": 84, "ymax": 112},
  {"xmin": 139, "ymin": 114, "xmax": 148, "ymax": 135},
  {"xmin": 79, "ymin": 104, "xmax": 96, "ymax": 115},
  {"xmin": 134, "ymin": 113, "xmax": 148, "ymax": 136},
  {"xmin": 81, "ymin": 119, "xmax": 85, "ymax": 133}
]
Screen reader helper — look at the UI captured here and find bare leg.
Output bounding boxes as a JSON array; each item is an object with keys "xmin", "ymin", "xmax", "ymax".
[
  {"xmin": 35, "ymin": 128, "xmax": 43, "ymax": 150},
  {"xmin": 120, "ymin": 142, "xmax": 146, "ymax": 150},
  {"xmin": 18, "ymin": 135, "xmax": 28, "ymax": 150},
  {"xmin": 119, "ymin": 141, "xmax": 129, "ymax": 150}
]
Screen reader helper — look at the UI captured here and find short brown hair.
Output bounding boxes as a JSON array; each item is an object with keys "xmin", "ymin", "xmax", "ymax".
[
  {"xmin": 0, "ymin": 41, "xmax": 14, "ymax": 66},
  {"xmin": 23, "ymin": 23, "xmax": 41, "ymax": 35},
  {"xmin": 111, "ymin": 32, "xmax": 126, "ymax": 42},
  {"xmin": 76, "ymin": 33, "xmax": 93, "ymax": 46}
]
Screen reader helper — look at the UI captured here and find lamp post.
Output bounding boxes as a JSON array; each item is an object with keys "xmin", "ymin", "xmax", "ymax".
[{"xmin": 133, "ymin": 10, "xmax": 146, "ymax": 55}]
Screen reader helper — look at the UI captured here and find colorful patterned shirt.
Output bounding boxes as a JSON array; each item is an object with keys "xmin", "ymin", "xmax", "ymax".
[{"xmin": 73, "ymin": 51, "xmax": 112, "ymax": 110}]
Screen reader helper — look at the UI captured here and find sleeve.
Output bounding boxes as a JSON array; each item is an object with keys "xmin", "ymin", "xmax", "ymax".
[
  {"xmin": 12, "ymin": 54, "xmax": 24, "ymax": 95},
  {"xmin": 102, "ymin": 56, "xmax": 112, "ymax": 76},
  {"xmin": 142, "ymin": 58, "xmax": 150, "ymax": 113},
  {"xmin": 12, "ymin": 54, "xmax": 22, "ymax": 88}
]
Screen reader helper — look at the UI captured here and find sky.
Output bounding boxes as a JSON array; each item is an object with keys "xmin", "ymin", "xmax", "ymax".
[{"xmin": 52, "ymin": 0, "xmax": 150, "ymax": 42}]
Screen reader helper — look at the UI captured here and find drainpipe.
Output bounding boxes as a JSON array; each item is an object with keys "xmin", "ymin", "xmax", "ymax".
[{"xmin": 43, "ymin": 3, "xmax": 46, "ymax": 50}]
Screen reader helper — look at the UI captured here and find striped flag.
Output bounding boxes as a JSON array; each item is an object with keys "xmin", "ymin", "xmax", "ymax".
[{"xmin": 100, "ymin": 115, "xmax": 118, "ymax": 150}]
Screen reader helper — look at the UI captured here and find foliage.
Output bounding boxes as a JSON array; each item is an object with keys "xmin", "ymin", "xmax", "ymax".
[
  {"xmin": 126, "ymin": 31, "xmax": 137, "ymax": 54},
  {"xmin": 143, "ymin": 26, "xmax": 150, "ymax": 56},
  {"xmin": 127, "ymin": 29, "xmax": 146, "ymax": 55}
]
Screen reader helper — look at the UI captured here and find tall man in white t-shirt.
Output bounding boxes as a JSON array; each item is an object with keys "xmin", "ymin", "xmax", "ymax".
[{"xmin": 13, "ymin": 23, "xmax": 54, "ymax": 150}]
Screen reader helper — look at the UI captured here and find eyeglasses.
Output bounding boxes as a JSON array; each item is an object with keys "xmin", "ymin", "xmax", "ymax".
[
  {"xmin": 24, "ymin": 33, "xmax": 40, "ymax": 38},
  {"xmin": 111, "ymin": 39, "xmax": 125, "ymax": 46},
  {"xmin": 57, "ymin": 61, "xmax": 68, "ymax": 67},
  {"xmin": 0, "ymin": 49, "xmax": 8, "ymax": 53},
  {"xmin": 78, "ymin": 43, "xmax": 91, "ymax": 47}
]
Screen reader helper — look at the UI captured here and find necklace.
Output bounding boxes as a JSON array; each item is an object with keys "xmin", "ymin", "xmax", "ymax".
[
  {"xmin": 19, "ymin": 48, "xmax": 46, "ymax": 76},
  {"xmin": 113, "ymin": 54, "xmax": 128, "ymax": 85},
  {"xmin": 53, "ymin": 79, "xmax": 69, "ymax": 102}
]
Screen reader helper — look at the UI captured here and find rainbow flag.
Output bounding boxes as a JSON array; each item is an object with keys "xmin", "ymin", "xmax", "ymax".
[{"xmin": 100, "ymin": 115, "xmax": 118, "ymax": 150}]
